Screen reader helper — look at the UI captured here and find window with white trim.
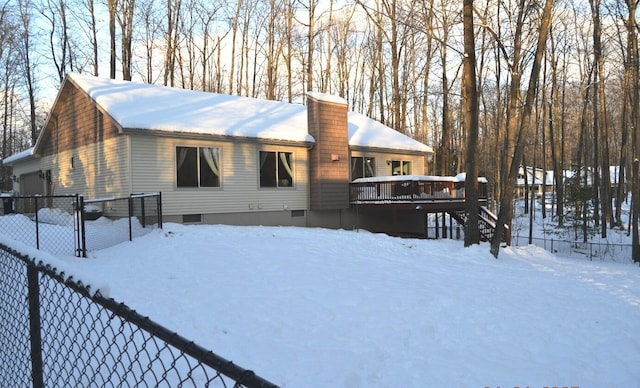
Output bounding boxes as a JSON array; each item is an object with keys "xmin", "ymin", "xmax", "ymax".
[
  {"xmin": 176, "ymin": 146, "xmax": 220, "ymax": 188},
  {"xmin": 259, "ymin": 151, "xmax": 294, "ymax": 187},
  {"xmin": 391, "ymin": 160, "xmax": 412, "ymax": 176},
  {"xmin": 351, "ymin": 156, "xmax": 375, "ymax": 180}
]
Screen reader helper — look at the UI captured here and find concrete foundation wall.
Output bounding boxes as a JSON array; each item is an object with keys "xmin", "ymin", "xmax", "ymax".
[
  {"xmin": 163, "ymin": 207, "xmax": 429, "ymax": 238},
  {"xmin": 163, "ymin": 210, "xmax": 308, "ymax": 227}
]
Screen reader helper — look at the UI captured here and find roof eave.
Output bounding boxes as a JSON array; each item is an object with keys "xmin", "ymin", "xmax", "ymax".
[
  {"xmin": 122, "ymin": 127, "xmax": 315, "ymax": 148},
  {"xmin": 348, "ymin": 144, "xmax": 433, "ymax": 156}
]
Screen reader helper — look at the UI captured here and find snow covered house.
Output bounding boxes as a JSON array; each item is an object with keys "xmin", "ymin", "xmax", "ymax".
[
  {"xmin": 515, "ymin": 166, "xmax": 554, "ymax": 198},
  {"xmin": 3, "ymin": 73, "xmax": 432, "ymax": 230}
]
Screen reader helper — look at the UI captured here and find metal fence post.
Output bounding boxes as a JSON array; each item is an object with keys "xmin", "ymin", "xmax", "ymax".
[
  {"xmin": 140, "ymin": 196, "xmax": 146, "ymax": 228},
  {"xmin": 78, "ymin": 195, "xmax": 87, "ymax": 258},
  {"xmin": 34, "ymin": 197, "xmax": 40, "ymax": 250},
  {"xmin": 158, "ymin": 192, "xmax": 163, "ymax": 228},
  {"xmin": 128, "ymin": 195, "xmax": 133, "ymax": 241},
  {"xmin": 27, "ymin": 263, "xmax": 44, "ymax": 388}
]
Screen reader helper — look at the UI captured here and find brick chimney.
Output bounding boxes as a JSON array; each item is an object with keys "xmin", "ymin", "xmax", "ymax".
[{"xmin": 307, "ymin": 92, "xmax": 350, "ymax": 210}]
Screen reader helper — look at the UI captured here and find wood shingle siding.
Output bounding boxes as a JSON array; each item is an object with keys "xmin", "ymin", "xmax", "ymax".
[
  {"xmin": 307, "ymin": 94, "xmax": 350, "ymax": 210},
  {"xmin": 39, "ymin": 82, "xmax": 120, "ymax": 158}
]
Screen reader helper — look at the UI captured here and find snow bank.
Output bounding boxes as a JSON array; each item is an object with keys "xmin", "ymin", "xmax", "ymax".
[
  {"xmin": 0, "ymin": 233, "xmax": 110, "ymax": 297},
  {"xmin": 49, "ymin": 223, "xmax": 640, "ymax": 387}
]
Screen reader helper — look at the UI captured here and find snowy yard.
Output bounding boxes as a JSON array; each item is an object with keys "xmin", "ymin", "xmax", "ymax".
[{"xmin": 17, "ymin": 221, "xmax": 635, "ymax": 387}]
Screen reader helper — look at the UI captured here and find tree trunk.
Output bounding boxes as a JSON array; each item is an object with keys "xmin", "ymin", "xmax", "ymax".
[
  {"xmin": 108, "ymin": 0, "xmax": 117, "ymax": 79},
  {"xmin": 491, "ymin": 0, "xmax": 554, "ymax": 258},
  {"xmin": 229, "ymin": 0, "xmax": 242, "ymax": 94},
  {"xmin": 626, "ymin": 0, "xmax": 640, "ymax": 263},
  {"xmin": 463, "ymin": 0, "xmax": 480, "ymax": 246},
  {"xmin": 306, "ymin": 0, "xmax": 315, "ymax": 94}
]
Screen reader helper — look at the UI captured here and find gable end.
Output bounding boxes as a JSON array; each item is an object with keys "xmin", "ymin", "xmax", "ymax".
[{"xmin": 38, "ymin": 79, "xmax": 121, "ymax": 158}]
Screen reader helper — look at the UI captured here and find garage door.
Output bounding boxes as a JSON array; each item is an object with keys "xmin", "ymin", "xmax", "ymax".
[{"xmin": 20, "ymin": 171, "xmax": 45, "ymax": 195}]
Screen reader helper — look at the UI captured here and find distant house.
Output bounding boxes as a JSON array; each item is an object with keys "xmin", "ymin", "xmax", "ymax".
[
  {"xmin": 3, "ymin": 73, "xmax": 432, "ymax": 231},
  {"xmin": 514, "ymin": 165, "xmax": 627, "ymax": 203},
  {"xmin": 516, "ymin": 166, "xmax": 553, "ymax": 198}
]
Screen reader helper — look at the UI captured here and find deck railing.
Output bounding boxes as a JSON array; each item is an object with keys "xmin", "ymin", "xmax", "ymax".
[{"xmin": 350, "ymin": 176, "xmax": 488, "ymax": 204}]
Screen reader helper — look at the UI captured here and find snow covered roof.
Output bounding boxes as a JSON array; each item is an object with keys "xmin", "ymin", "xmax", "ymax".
[
  {"xmin": 347, "ymin": 112, "xmax": 431, "ymax": 153},
  {"xmin": 307, "ymin": 91, "xmax": 347, "ymax": 105},
  {"xmin": 2, "ymin": 147, "xmax": 34, "ymax": 165},
  {"xmin": 69, "ymin": 74, "xmax": 313, "ymax": 143},
  {"xmin": 66, "ymin": 73, "xmax": 432, "ymax": 153}
]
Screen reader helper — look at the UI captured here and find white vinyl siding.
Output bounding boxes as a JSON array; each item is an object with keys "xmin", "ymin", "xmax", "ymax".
[
  {"xmin": 36, "ymin": 136, "xmax": 131, "ymax": 199},
  {"xmin": 129, "ymin": 135, "xmax": 309, "ymax": 216},
  {"xmin": 350, "ymin": 150, "xmax": 425, "ymax": 178}
]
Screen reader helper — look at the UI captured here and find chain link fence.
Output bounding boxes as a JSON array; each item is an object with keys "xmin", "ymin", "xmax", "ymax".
[
  {"xmin": 0, "ymin": 194, "xmax": 83, "ymax": 256},
  {"xmin": 81, "ymin": 193, "xmax": 163, "ymax": 253},
  {"xmin": 0, "ymin": 193, "xmax": 163, "ymax": 257},
  {"xmin": 511, "ymin": 234, "xmax": 632, "ymax": 262},
  {"xmin": 0, "ymin": 242, "xmax": 278, "ymax": 387},
  {"xmin": 422, "ymin": 212, "xmax": 633, "ymax": 262}
]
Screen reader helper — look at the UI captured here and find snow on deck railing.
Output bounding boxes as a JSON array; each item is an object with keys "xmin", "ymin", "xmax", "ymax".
[{"xmin": 350, "ymin": 175, "xmax": 488, "ymax": 203}]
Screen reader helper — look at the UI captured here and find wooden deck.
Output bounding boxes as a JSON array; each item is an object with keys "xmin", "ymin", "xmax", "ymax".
[
  {"xmin": 350, "ymin": 176, "xmax": 506, "ymax": 242},
  {"xmin": 350, "ymin": 175, "xmax": 488, "ymax": 211}
]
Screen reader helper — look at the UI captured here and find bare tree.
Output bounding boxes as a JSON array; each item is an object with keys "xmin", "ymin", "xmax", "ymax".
[
  {"xmin": 138, "ymin": 0, "xmax": 161, "ymax": 83},
  {"xmin": 590, "ymin": 0, "xmax": 613, "ymax": 236},
  {"xmin": 84, "ymin": 0, "xmax": 99, "ymax": 75},
  {"xmin": 38, "ymin": 0, "xmax": 73, "ymax": 82},
  {"xmin": 228, "ymin": 0, "xmax": 243, "ymax": 94},
  {"xmin": 434, "ymin": 1, "xmax": 456, "ymax": 175},
  {"xmin": 164, "ymin": 0, "xmax": 182, "ymax": 86},
  {"xmin": 117, "ymin": 0, "xmax": 135, "ymax": 80},
  {"xmin": 548, "ymin": 25, "xmax": 565, "ymax": 227},
  {"xmin": 17, "ymin": 0, "xmax": 38, "ymax": 144},
  {"xmin": 624, "ymin": 0, "xmax": 640, "ymax": 262},
  {"xmin": 264, "ymin": 0, "xmax": 284, "ymax": 100},
  {"xmin": 463, "ymin": 0, "xmax": 479, "ymax": 246},
  {"xmin": 0, "ymin": 2, "xmax": 18, "ymax": 162},
  {"xmin": 320, "ymin": 0, "xmax": 333, "ymax": 93},
  {"xmin": 107, "ymin": 0, "xmax": 117, "ymax": 78},
  {"xmin": 304, "ymin": 0, "xmax": 316, "ymax": 94},
  {"xmin": 491, "ymin": 0, "xmax": 554, "ymax": 258}
]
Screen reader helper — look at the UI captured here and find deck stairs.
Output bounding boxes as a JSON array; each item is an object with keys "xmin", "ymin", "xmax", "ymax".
[{"xmin": 449, "ymin": 206, "xmax": 504, "ymax": 242}]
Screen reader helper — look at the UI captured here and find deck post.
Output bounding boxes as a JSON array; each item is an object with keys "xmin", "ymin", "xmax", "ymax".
[
  {"xmin": 449, "ymin": 213, "xmax": 453, "ymax": 239},
  {"xmin": 442, "ymin": 211, "xmax": 447, "ymax": 238},
  {"xmin": 424, "ymin": 212, "xmax": 428, "ymax": 238}
]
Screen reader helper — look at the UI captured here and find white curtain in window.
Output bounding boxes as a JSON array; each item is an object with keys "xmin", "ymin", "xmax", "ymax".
[
  {"xmin": 279, "ymin": 152, "xmax": 294, "ymax": 178},
  {"xmin": 177, "ymin": 147, "xmax": 189, "ymax": 169},
  {"xmin": 260, "ymin": 151, "xmax": 270, "ymax": 169},
  {"xmin": 403, "ymin": 161, "xmax": 412, "ymax": 175},
  {"xmin": 365, "ymin": 158, "xmax": 375, "ymax": 177},
  {"xmin": 201, "ymin": 147, "xmax": 220, "ymax": 176}
]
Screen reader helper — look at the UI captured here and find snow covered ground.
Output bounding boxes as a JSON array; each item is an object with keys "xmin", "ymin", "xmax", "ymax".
[{"xmin": 2, "ymin": 203, "xmax": 640, "ymax": 386}]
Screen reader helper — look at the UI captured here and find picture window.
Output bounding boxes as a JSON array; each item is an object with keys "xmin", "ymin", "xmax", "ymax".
[
  {"xmin": 176, "ymin": 146, "xmax": 220, "ymax": 188},
  {"xmin": 351, "ymin": 157, "xmax": 375, "ymax": 180},
  {"xmin": 259, "ymin": 151, "xmax": 294, "ymax": 188},
  {"xmin": 391, "ymin": 160, "xmax": 412, "ymax": 176}
]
